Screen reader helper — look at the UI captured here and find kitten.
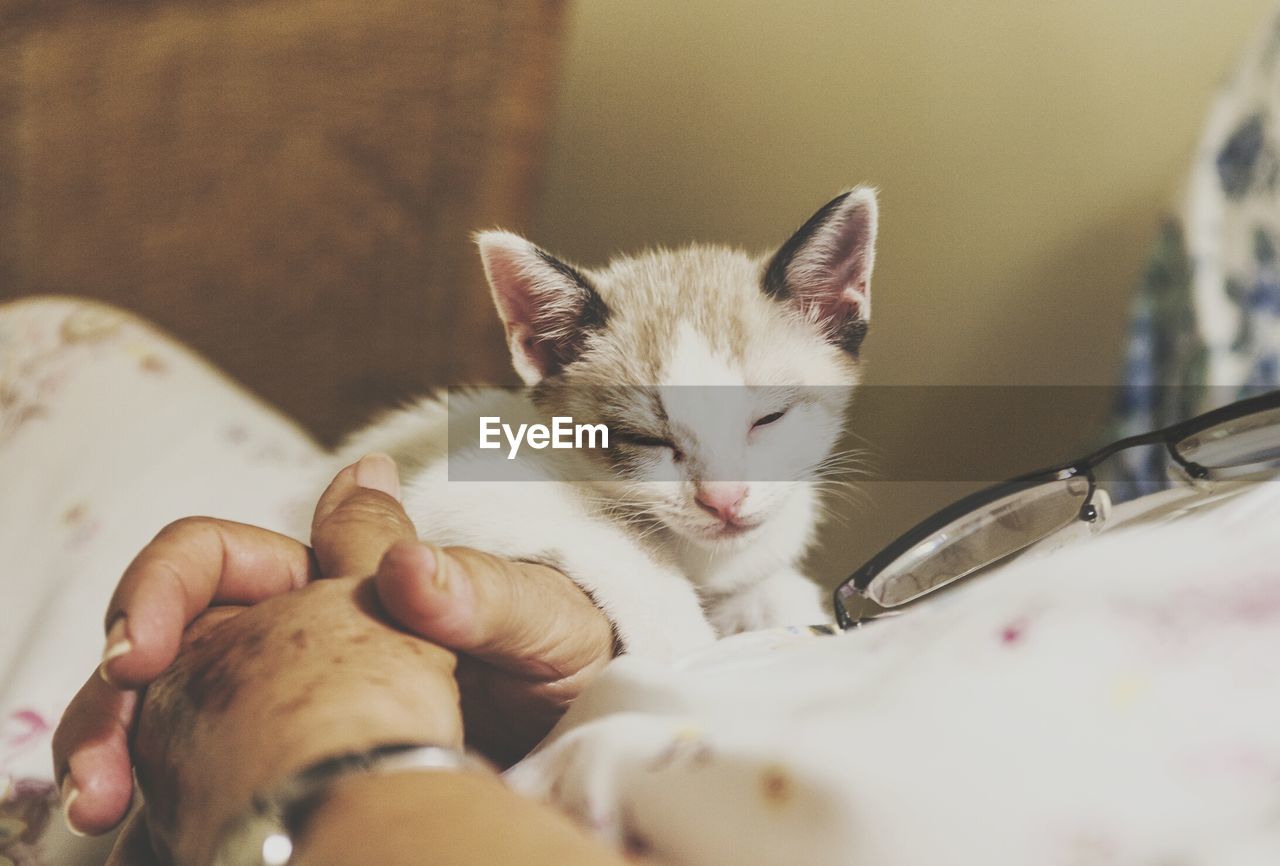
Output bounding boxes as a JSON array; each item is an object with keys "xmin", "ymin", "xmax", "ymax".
[{"xmin": 337, "ymin": 188, "xmax": 878, "ymax": 658}]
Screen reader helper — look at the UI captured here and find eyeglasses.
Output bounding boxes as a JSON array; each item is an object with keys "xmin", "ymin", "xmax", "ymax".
[{"xmin": 833, "ymin": 389, "xmax": 1280, "ymax": 629}]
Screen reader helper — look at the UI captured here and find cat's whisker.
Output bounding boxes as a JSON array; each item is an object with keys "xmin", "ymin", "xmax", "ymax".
[
  {"xmin": 807, "ymin": 479, "xmax": 871, "ymax": 520},
  {"xmin": 811, "ymin": 497, "xmax": 857, "ymax": 529},
  {"xmin": 808, "ymin": 449, "xmax": 880, "ymax": 480}
]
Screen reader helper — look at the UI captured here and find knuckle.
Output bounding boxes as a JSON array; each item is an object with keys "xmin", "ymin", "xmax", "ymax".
[{"xmin": 319, "ymin": 491, "xmax": 413, "ymax": 535}]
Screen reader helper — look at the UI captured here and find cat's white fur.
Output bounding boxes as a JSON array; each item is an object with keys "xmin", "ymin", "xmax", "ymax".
[{"xmin": 337, "ymin": 188, "xmax": 879, "ymax": 658}]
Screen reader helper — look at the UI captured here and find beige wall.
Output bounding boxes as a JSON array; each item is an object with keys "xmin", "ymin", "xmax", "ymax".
[{"xmin": 535, "ymin": 0, "xmax": 1276, "ymax": 585}]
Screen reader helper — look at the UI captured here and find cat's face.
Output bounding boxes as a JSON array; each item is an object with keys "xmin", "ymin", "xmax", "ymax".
[{"xmin": 477, "ymin": 188, "xmax": 877, "ymax": 547}]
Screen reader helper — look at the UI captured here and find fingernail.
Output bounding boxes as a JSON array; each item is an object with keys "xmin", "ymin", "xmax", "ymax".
[
  {"xmin": 355, "ymin": 453, "xmax": 401, "ymax": 501},
  {"xmin": 61, "ymin": 777, "xmax": 87, "ymax": 837},
  {"xmin": 99, "ymin": 616, "xmax": 132, "ymax": 679}
]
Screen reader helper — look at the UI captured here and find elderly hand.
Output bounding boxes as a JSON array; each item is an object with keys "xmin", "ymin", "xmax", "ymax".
[{"xmin": 52, "ymin": 454, "xmax": 616, "ymax": 838}]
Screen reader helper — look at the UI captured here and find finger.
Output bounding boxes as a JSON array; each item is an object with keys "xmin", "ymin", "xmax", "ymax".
[
  {"xmin": 102, "ymin": 518, "xmax": 315, "ymax": 688},
  {"xmin": 311, "ymin": 454, "xmax": 417, "ymax": 578},
  {"xmin": 374, "ymin": 541, "xmax": 615, "ymax": 680},
  {"xmin": 102, "ymin": 455, "xmax": 403, "ymax": 687},
  {"xmin": 52, "ymin": 673, "xmax": 139, "ymax": 836},
  {"xmin": 310, "ymin": 452, "xmax": 401, "ymax": 532}
]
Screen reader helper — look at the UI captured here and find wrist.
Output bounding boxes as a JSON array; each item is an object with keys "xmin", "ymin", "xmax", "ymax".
[
  {"xmin": 291, "ymin": 771, "xmax": 506, "ymax": 866},
  {"xmin": 148, "ymin": 680, "xmax": 464, "ymax": 866},
  {"xmin": 292, "ymin": 769, "xmax": 627, "ymax": 866},
  {"xmin": 211, "ymin": 744, "xmax": 491, "ymax": 866}
]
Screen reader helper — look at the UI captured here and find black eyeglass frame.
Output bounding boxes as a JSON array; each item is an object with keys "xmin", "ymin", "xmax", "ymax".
[{"xmin": 833, "ymin": 388, "xmax": 1280, "ymax": 630}]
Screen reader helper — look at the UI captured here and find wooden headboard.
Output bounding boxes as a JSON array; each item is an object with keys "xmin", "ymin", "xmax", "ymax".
[{"xmin": 0, "ymin": 0, "xmax": 567, "ymax": 443}]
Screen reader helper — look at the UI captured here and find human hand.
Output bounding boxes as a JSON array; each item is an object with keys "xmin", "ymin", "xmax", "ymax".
[
  {"xmin": 130, "ymin": 576, "xmax": 463, "ymax": 864},
  {"xmin": 53, "ymin": 454, "xmax": 616, "ymax": 837}
]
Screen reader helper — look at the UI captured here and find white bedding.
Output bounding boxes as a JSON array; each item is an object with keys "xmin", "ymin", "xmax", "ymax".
[
  {"xmin": 509, "ymin": 480, "xmax": 1280, "ymax": 864},
  {"xmin": 0, "ymin": 299, "xmax": 324, "ymax": 865},
  {"xmin": 2, "ymin": 297, "xmax": 1278, "ymax": 865}
]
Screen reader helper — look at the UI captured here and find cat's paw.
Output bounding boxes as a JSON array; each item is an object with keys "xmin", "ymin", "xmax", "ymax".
[{"xmin": 708, "ymin": 568, "xmax": 828, "ymax": 635}]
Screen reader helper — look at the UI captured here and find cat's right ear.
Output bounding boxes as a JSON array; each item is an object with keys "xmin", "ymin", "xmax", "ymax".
[
  {"xmin": 475, "ymin": 231, "xmax": 610, "ymax": 385},
  {"xmin": 762, "ymin": 187, "xmax": 878, "ymax": 355}
]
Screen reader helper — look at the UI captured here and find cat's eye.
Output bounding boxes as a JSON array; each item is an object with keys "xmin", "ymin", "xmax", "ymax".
[
  {"xmin": 616, "ymin": 433, "xmax": 684, "ymax": 461},
  {"xmin": 752, "ymin": 409, "xmax": 788, "ymax": 429}
]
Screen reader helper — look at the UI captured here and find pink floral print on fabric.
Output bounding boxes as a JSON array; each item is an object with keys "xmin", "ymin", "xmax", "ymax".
[
  {"xmin": 0, "ymin": 711, "xmax": 53, "ymax": 791},
  {"xmin": 0, "ymin": 712, "xmax": 49, "ymax": 756},
  {"xmin": 0, "ymin": 305, "xmax": 130, "ymax": 447}
]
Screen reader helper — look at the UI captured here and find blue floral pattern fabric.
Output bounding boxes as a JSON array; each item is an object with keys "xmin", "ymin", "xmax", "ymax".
[{"xmin": 1114, "ymin": 12, "xmax": 1280, "ymax": 492}]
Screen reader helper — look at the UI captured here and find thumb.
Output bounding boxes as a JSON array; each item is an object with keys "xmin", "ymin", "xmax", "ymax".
[
  {"xmin": 374, "ymin": 541, "xmax": 615, "ymax": 680},
  {"xmin": 311, "ymin": 454, "xmax": 418, "ymax": 577}
]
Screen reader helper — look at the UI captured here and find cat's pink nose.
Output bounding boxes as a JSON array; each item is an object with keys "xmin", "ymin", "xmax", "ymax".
[{"xmin": 696, "ymin": 482, "xmax": 749, "ymax": 522}]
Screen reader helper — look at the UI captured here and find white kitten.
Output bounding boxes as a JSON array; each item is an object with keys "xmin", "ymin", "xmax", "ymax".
[{"xmin": 338, "ymin": 188, "xmax": 878, "ymax": 658}]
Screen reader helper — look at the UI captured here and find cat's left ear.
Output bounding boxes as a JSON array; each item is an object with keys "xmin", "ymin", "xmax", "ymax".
[{"xmin": 763, "ymin": 187, "xmax": 878, "ymax": 355}]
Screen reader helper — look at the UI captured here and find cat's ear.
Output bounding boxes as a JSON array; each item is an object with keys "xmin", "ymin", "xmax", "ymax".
[
  {"xmin": 762, "ymin": 187, "xmax": 877, "ymax": 355},
  {"xmin": 476, "ymin": 230, "xmax": 610, "ymax": 385}
]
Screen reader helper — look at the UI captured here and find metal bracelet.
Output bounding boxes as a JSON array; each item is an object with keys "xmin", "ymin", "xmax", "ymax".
[{"xmin": 209, "ymin": 742, "xmax": 490, "ymax": 866}]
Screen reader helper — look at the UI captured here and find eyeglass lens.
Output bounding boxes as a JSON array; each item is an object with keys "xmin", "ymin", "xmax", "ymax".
[
  {"xmin": 867, "ymin": 475, "xmax": 1091, "ymax": 607},
  {"xmin": 1174, "ymin": 404, "xmax": 1280, "ymax": 472}
]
